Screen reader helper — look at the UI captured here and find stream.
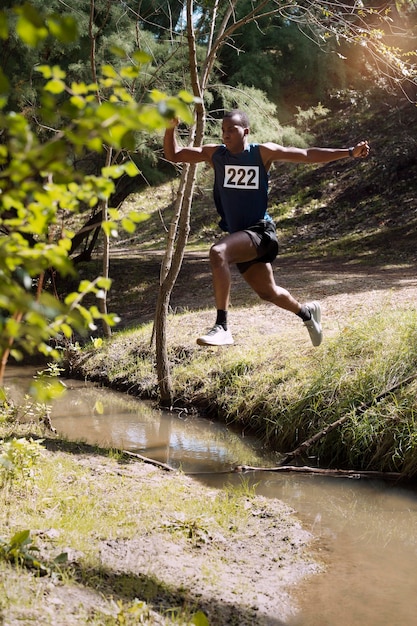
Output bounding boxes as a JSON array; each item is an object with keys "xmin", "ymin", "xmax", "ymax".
[{"xmin": 4, "ymin": 367, "xmax": 417, "ymax": 625}]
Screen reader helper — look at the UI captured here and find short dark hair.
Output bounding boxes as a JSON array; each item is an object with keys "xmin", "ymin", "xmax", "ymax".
[{"xmin": 223, "ymin": 109, "xmax": 250, "ymax": 128}]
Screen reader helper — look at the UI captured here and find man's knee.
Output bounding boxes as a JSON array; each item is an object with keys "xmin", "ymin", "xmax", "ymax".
[{"xmin": 209, "ymin": 242, "xmax": 226, "ymax": 266}]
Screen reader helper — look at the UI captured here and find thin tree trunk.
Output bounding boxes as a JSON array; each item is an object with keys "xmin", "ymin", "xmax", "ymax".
[
  {"xmin": 154, "ymin": 162, "xmax": 197, "ymax": 406},
  {"xmin": 99, "ymin": 147, "xmax": 112, "ymax": 339},
  {"xmin": 153, "ymin": 0, "xmax": 247, "ymax": 405},
  {"xmin": 153, "ymin": 0, "xmax": 204, "ymax": 406}
]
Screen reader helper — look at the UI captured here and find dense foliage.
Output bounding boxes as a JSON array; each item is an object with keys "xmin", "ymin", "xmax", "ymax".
[{"xmin": 0, "ymin": 3, "xmax": 193, "ymax": 387}]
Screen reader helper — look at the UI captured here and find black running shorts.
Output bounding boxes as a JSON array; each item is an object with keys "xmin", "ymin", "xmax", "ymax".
[{"xmin": 236, "ymin": 219, "xmax": 279, "ymax": 274}]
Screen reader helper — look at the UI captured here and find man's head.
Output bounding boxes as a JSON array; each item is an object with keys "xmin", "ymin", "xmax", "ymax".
[
  {"xmin": 223, "ymin": 109, "xmax": 250, "ymax": 129},
  {"xmin": 221, "ymin": 110, "xmax": 250, "ymax": 153}
]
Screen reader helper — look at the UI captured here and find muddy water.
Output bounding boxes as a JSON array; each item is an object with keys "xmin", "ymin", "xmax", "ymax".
[
  {"xmin": 4, "ymin": 368, "xmax": 270, "ymax": 472},
  {"xmin": 4, "ymin": 368, "xmax": 417, "ymax": 625},
  {"xmin": 201, "ymin": 472, "xmax": 417, "ymax": 626}
]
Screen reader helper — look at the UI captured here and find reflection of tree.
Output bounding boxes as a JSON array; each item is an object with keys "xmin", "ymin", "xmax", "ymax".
[{"xmin": 47, "ymin": 380, "xmax": 264, "ymax": 468}]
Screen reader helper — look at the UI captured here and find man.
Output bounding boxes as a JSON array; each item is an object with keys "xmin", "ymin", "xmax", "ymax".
[{"xmin": 164, "ymin": 109, "xmax": 370, "ymax": 347}]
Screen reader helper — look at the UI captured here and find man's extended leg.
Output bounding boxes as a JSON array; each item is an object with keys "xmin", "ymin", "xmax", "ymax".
[
  {"xmin": 242, "ymin": 263, "xmax": 323, "ymax": 346},
  {"xmin": 241, "ymin": 262, "xmax": 301, "ymax": 311}
]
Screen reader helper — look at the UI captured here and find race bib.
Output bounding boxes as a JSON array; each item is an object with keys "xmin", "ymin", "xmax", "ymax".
[{"xmin": 223, "ymin": 165, "xmax": 259, "ymax": 189}]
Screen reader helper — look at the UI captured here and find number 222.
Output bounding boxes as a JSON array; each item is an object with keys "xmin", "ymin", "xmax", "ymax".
[{"xmin": 224, "ymin": 165, "xmax": 259, "ymax": 189}]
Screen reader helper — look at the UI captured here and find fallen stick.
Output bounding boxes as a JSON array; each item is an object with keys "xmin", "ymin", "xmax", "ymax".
[
  {"xmin": 232, "ymin": 464, "xmax": 402, "ymax": 481},
  {"xmin": 122, "ymin": 449, "xmax": 176, "ymax": 471}
]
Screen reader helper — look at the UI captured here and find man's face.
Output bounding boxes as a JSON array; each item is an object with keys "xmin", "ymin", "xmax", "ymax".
[{"xmin": 221, "ymin": 115, "xmax": 249, "ymax": 152}]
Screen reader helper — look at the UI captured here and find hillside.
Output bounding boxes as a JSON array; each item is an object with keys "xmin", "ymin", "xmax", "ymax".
[
  {"xmin": 99, "ymin": 91, "xmax": 417, "ymax": 328},
  {"xmin": 268, "ymin": 91, "xmax": 417, "ymax": 265}
]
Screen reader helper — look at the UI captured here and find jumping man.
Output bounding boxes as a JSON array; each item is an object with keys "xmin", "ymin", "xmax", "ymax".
[{"xmin": 164, "ymin": 109, "xmax": 370, "ymax": 347}]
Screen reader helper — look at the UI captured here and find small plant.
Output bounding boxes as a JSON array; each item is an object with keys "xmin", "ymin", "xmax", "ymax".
[
  {"xmin": 91, "ymin": 336, "xmax": 104, "ymax": 350},
  {"xmin": 0, "ymin": 437, "xmax": 44, "ymax": 485},
  {"xmin": 110, "ymin": 598, "xmax": 154, "ymax": 624},
  {"xmin": 166, "ymin": 607, "xmax": 210, "ymax": 625},
  {"xmin": 28, "ymin": 363, "xmax": 67, "ymax": 404},
  {"xmin": 0, "ymin": 529, "xmax": 48, "ymax": 575},
  {"xmin": 162, "ymin": 514, "xmax": 213, "ymax": 546}
]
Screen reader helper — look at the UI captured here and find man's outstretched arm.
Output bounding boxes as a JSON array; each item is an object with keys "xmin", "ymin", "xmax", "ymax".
[
  {"xmin": 260, "ymin": 140, "xmax": 370, "ymax": 169},
  {"xmin": 164, "ymin": 120, "xmax": 217, "ymax": 164}
]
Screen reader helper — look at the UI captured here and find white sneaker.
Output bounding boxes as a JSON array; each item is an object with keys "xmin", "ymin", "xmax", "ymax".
[
  {"xmin": 303, "ymin": 301, "xmax": 322, "ymax": 347},
  {"xmin": 197, "ymin": 324, "xmax": 234, "ymax": 346}
]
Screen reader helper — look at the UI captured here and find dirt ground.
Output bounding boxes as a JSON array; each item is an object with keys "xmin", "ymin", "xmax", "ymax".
[
  {"xmin": 88, "ymin": 455, "xmax": 320, "ymax": 626},
  {"xmin": 107, "ymin": 251, "xmax": 417, "ymax": 341},
  {"xmin": 1, "ymin": 446, "xmax": 321, "ymax": 626}
]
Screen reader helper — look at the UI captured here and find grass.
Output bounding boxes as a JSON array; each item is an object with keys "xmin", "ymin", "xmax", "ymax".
[{"xmin": 70, "ymin": 305, "xmax": 417, "ymax": 476}]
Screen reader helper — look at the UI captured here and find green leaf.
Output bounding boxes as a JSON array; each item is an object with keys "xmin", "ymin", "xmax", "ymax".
[
  {"xmin": 60, "ymin": 323, "xmax": 73, "ymax": 338},
  {"xmin": 120, "ymin": 66, "xmax": 140, "ymax": 80},
  {"xmin": 109, "ymin": 46, "xmax": 127, "ymax": 58},
  {"xmin": 16, "ymin": 15, "xmax": 48, "ymax": 47},
  {"xmin": 128, "ymin": 211, "xmax": 148, "ymax": 224},
  {"xmin": 108, "ymin": 208, "xmax": 120, "ymax": 220},
  {"xmin": 101, "ymin": 65, "xmax": 119, "ymax": 79},
  {"xmin": 28, "ymin": 377, "xmax": 67, "ymax": 403},
  {"xmin": 132, "ymin": 50, "xmax": 152, "ymax": 64},
  {"xmin": 71, "ymin": 82, "xmax": 89, "ymax": 95},
  {"xmin": 102, "ymin": 165, "xmax": 125, "ymax": 179},
  {"xmin": 53, "ymin": 552, "xmax": 69, "ymax": 564},
  {"xmin": 35, "ymin": 65, "xmax": 52, "ymax": 79},
  {"xmin": 123, "ymin": 161, "xmax": 140, "ymax": 177},
  {"xmin": 178, "ymin": 89, "xmax": 196, "ymax": 104},
  {"xmin": 95, "ymin": 277, "xmax": 112, "ymax": 290},
  {"xmin": 101, "ymin": 221, "xmax": 118, "ymax": 238},
  {"xmin": 190, "ymin": 611, "xmax": 210, "ymax": 625},
  {"xmin": 44, "ymin": 79, "xmax": 66, "ymax": 94},
  {"xmin": 121, "ymin": 217, "xmax": 136, "ymax": 233},
  {"xmin": 50, "ymin": 65, "xmax": 66, "ymax": 80},
  {"xmin": 149, "ymin": 88, "xmax": 166, "ymax": 103},
  {"xmin": 9, "ymin": 530, "xmax": 31, "ymax": 549},
  {"xmin": 69, "ymin": 95, "xmax": 86, "ymax": 110},
  {"xmin": 94, "ymin": 400, "xmax": 104, "ymax": 415}
]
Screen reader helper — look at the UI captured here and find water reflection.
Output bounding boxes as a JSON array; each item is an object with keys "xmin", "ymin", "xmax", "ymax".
[{"xmin": 35, "ymin": 376, "xmax": 268, "ymax": 473}]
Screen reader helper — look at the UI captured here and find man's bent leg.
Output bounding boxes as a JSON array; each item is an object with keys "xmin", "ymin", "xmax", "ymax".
[
  {"xmin": 197, "ymin": 232, "xmax": 258, "ymax": 347},
  {"xmin": 209, "ymin": 232, "xmax": 258, "ymax": 310}
]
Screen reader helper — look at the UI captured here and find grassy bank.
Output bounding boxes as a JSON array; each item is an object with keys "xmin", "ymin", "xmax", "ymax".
[{"xmin": 69, "ymin": 300, "xmax": 417, "ymax": 477}]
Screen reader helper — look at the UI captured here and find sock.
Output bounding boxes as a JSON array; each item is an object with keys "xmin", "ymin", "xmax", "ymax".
[
  {"xmin": 296, "ymin": 305, "xmax": 311, "ymax": 322},
  {"xmin": 215, "ymin": 309, "xmax": 228, "ymax": 330}
]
